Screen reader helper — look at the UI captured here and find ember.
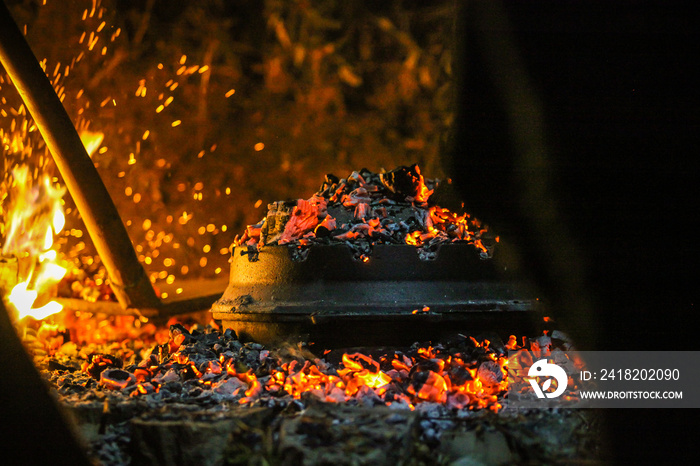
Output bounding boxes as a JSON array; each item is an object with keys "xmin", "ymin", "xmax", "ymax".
[
  {"xmin": 48, "ymin": 321, "xmax": 513, "ymax": 412},
  {"xmin": 25, "ymin": 312, "xmax": 599, "ymax": 465},
  {"xmin": 235, "ymin": 165, "xmax": 496, "ymax": 261}
]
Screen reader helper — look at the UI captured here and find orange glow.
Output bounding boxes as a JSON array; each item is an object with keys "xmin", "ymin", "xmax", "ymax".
[
  {"xmin": 61, "ymin": 314, "xmax": 518, "ymax": 412},
  {"xmin": 409, "ymin": 371, "xmax": 447, "ymax": 403},
  {"xmin": 338, "ymin": 353, "xmax": 392, "ymax": 396}
]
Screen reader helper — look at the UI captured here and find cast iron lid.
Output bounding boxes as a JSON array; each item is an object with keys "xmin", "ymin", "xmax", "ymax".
[{"xmin": 212, "ymin": 242, "xmax": 537, "ymax": 322}]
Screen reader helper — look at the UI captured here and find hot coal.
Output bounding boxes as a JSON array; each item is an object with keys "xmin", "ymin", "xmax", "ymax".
[
  {"xmin": 41, "ymin": 322, "xmax": 572, "ymax": 415},
  {"xmin": 29, "ymin": 316, "xmax": 602, "ymax": 465},
  {"xmin": 235, "ymin": 165, "xmax": 496, "ymax": 261}
]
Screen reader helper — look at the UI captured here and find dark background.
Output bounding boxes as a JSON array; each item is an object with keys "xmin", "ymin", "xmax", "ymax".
[{"xmin": 450, "ymin": 1, "xmax": 699, "ymax": 463}]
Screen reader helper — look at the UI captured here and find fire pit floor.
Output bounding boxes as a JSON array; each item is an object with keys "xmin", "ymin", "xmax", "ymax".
[
  {"xmin": 63, "ymin": 391, "xmax": 603, "ymax": 465},
  {"xmin": 37, "ymin": 319, "xmax": 604, "ymax": 465}
]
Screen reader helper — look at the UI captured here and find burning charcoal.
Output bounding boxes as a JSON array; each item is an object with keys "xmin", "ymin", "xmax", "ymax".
[
  {"xmin": 551, "ymin": 330, "xmax": 575, "ymax": 351},
  {"xmin": 354, "ymin": 202, "xmax": 370, "ymax": 219},
  {"xmin": 180, "ymin": 364, "xmax": 202, "ymax": 381},
  {"xmin": 223, "ymin": 328, "xmax": 238, "ymax": 341},
  {"xmin": 466, "ymin": 333, "xmax": 506, "ymax": 356},
  {"xmin": 550, "ymin": 348, "xmax": 569, "ymax": 365},
  {"xmin": 48, "ymin": 359, "xmax": 77, "ymax": 372},
  {"xmin": 413, "ymin": 358, "xmax": 443, "ymax": 374},
  {"xmin": 169, "ymin": 323, "xmax": 193, "ymax": 348},
  {"xmin": 318, "ymin": 173, "xmax": 340, "ymax": 196},
  {"xmin": 211, "ymin": 375, "xmax": 246, "ymax": 398},
  {"xmin": 342, "ymin": 187, "xmax": 371, "ymax": 208},
  {"xmin": 351, "ymin": 170, "xmax": 370, "ymax": 186},
  {"xmin": 314, "ymin": 215, "xmax": 336, "ymax": 237},
  {"xmin": 379, "ymin": 164, "xmax": 433, "ymax": 202},
  {"xmin": 355, "ymin": 385, "xmax": 382, "ymax": 407},
  {"xmin": 448, "ymin": 366, "xmax": 474, "ymax": 386},
  {"xmin": 131, "ymin": 382, "xmax": 156, "ymax": 397},
  {"xmin": 373, "ymin": 206, "xmax": 388, "ymax": 218},
  {"xmin": 85, "ymin": 353, "xmax": 122, "ymax": 379},
  {"xmin": 446, "ymin": 392, "xmax": 471, "ymax": 410},
  {"xmin": 152, "ymin": 368, "xmax": 179, "ymax": 385},
  {"xmin": 100, "ymin": 369, "xmax": 136, "ymax": 390},
  {"xmin": 477, "ymin": 361, "xmax": 504, "ymax": 387},
  {"xmin": 232, "ymin": 165, "xmax": 493, "ymax": 260},
  {"xmin": 531, "ymin": 334, "xmax": 553, "ymax": 354},
  {"xmin": 278, "ymin": 197, "xmax": 326, "ymax": 244}
]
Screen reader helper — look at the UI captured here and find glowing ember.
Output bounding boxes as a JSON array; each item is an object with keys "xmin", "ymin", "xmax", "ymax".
[
  {"xmin": 235, "ymin": 165, "xmax": 496, "ymax": 260},
  {"xmin": 36, "ymin": 318, "xmax": 521, "ymax": 413}
]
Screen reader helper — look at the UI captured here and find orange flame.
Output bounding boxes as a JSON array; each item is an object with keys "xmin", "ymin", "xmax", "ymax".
[
  {"xmin": 78, "ymin": 129, "xmax": 105, "ymax": 158},
  {"xmin": 412, "ymin": 165, "xmax": 433, "ymax": 203},
  {"xmin": 2, "ymin": 165, "xmax": 67, "ymax": 320}
]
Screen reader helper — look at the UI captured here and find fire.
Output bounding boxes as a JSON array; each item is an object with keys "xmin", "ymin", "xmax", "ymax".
[
  {"xmin": 409, "ymin": 164, "xmax": 433, "ymax": 203},
  {"xmin": 1, "ymin": 165, "xmax": 67, "ymax": 321},
  {"xmin": 403, "ymin": 206, "xmax": 493, "ymax": 254},
  {"xmin": 338, "ymin": 353, "xmax": 392, "ymax": 395},
  {"xmin": 63, "ymin": 321, "xmax": 515, "ymax": 412},
  {"xmin": 78, "ymin": 129, "xmax": 105, "ymax": 158}
]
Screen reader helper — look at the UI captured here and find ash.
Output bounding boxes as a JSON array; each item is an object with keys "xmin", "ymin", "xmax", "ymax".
[{"xmin": 38, "ymin": 324, "xmax": 603, "ymax": 465}]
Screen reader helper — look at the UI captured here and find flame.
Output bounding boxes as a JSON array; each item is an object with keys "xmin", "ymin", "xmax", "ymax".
[
  {"xmin": 412, "ymin": 165, "xmax": 433, "ymax": 203},
  {"xmin": 403, "ymin": 206, "xmax": 491, "ymax": 254},
  {"xmin": 79, "ymin": 129, "xmax": 105, "ymax": 158},
  {"xmin": 2, "ymin": 165, "xmax": 67, "ymax": 321}
]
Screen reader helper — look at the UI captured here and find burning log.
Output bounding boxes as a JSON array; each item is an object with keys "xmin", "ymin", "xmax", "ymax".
[
  {"xmin": 1, "ymin": 6, "xmax": 225, "ymax": 321},
  {"xmin": 0, "ymin": 3, "xmax": 160, "ymax": 311}
]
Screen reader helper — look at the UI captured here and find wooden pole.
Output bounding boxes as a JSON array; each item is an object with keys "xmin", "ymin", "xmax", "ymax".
[{"xmin": 0, "ymin": 1, "xmax": 161, "ymax": 311}]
